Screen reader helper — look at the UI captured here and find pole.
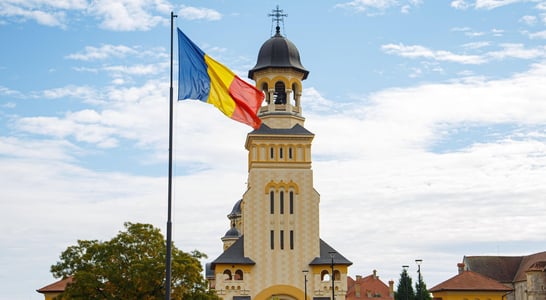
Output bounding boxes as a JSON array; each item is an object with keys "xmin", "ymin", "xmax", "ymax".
[
  {"xmin": 165, "ymin": 10, "xmax": 177, "ymax": 300},
  {"xmin": 415, "ymin": 259, "xmax": 422, "ymax": 300},
  {"xmin": 303, "ymin": 270, "xmax": 308, "ymax": 300},
  {"xmin": 329, "ymin": 251, "xmax": 336, "ymax": 300}
]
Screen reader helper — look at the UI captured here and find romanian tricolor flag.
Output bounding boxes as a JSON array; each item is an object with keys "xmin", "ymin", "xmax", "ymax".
[{"xmin": 177, "ymin": 28, "xmax": 263, "ymax": 129}]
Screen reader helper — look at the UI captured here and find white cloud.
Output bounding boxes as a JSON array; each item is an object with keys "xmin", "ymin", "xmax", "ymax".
[
  {"xmin": 102, "ymin": 62, "xmax": 169, "ymax": 76},
  {"xmin": 462, "ymin": 41, "xmax": 491, "ymax": 49},
  {"xmin": 528, "ymin": 30, "xmax": 546, "ymax": 39},
  {"xmin": 334, "ymin": 0, "xmax": 413, "ymax": 14},
  {"xmin": 0, "ymin": 2, "xmax": 67, "ymax": 27},
  {"xmin": 40, "ymin": 85, "xmax": 101, "ymax": 103},
  {"xmin": 178, "ymin": 5, "xmax": 222, "ymax": 21},
  {"xmin": 520, "ymin": 15, "xmax": 537, "ymax": 25},
  {"xmin": 451, "ymin": 0, "xmax": 471, "ymax": 9},
  {"xmin": 487, "ymin": 43, "xmax": 546, "ymax": 59},
  {"xmin": 475, "ymin": 0, "xmax": 526, "ymax": 9},
  {"xmin": 0, "ymin": 0, "xmax": 173, "ymax": 30},
  {"xmin": 382, "ymin": 43, "xmax": 546, "ymax": 64},
  {"xmin": 0, "ymin": 86, "xmax": 23, "ymax": 97},
  {"xmin": 88, "ymin": 0, "xmax": 167, "ymax": 31},
  {"xmin": 0, "ymin": 0, "xmax": 88, "ymax": 27},
  {"xmin": 381, "ymin": 43, "xmax": 487, "ymax": 64},
  {"xmin": 66, "ymin": 45, "xmax": 139, "ymax": 61},
  {"xmin": 451, "ymin": 0, "xmax": 532, "ymax": 10}
]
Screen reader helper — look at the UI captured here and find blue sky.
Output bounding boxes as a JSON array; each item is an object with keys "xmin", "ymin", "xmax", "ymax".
[{"xmin": 2, "ymin": 1, "xmax": 546, "ymax": 299}]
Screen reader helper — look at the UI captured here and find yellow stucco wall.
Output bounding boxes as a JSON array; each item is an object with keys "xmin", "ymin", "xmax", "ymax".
[{"xmin": 432, "ymin": 290, "xmax": 508, "ymax": 300}]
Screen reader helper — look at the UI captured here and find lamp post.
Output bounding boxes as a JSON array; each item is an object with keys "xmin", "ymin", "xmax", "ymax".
[
  {"xmin": 329, "ymin": 251, "xmax": 337, "ymax": 300},
  {"xmin": 402, "ymin": 265, "xmax": 409, "ymax": 300},
  {"xmin": 303, "ymin": 270, "xmax": 309, "ymax": 300},
  {"xmin": 415, "ymin": 259, "xmax": 423, "ymax": 300}
]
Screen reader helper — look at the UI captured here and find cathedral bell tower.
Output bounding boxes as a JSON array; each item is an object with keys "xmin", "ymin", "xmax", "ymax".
[{"xmin": 208, "ymin": 7, "xmax": 352, "ymax": 300}]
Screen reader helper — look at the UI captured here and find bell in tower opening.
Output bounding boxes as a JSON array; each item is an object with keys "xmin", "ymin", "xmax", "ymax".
[{"xmin": 248, "ymin": 6, "xmax": 309, "ymax": 130}]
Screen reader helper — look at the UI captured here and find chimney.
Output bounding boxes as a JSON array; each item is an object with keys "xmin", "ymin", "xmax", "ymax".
[
  {"xmin": 457, "ymin": 263, "xmax": 465, "ymax": 274},
  {"xmin": 389, "ymin": 280, "xmax": 395, "ymax": 299},
  {"xmin": 356, "ymin": 280, "xmax": 361, "ymax": 298},
  {"xmin": 373, "ymin": 269, "xmax": 377, "ymax": 279}
]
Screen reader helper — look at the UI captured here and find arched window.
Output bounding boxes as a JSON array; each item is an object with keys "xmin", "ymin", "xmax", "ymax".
[
  {"xmin": 321, "ymin": 270, "xmax": 330, "ymax": 281},
  {"xmin": 261, "ymin": 83, "xmax": 269, "ymax": 104},
  {"xmin": 334, "ymin": 270, "xmax": 341, "ymax": 280},
  {"xmin": 234, "ymin": 269, "xmax": 244, "ymax": 280},
  {"xmin": 223, "ymin": 269, "xmax": 232, "ymax": 280},
  {"xmin": 274, "ymin": 81, "xmax": 286, "ymax": 104},
  {"xmin": 292, "ymin": 82, "xmax": 298, "ymax": 104}
]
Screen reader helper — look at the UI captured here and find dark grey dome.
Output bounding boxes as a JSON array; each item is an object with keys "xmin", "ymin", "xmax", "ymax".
[
  {"xmin": 223, "ymin": 226, "xmax": 240, "ymax": 238},
  {"xmin": 248, "ymin": 26, "xmax": 309, "ymax": 80},
  {"xmin": 228, "ymin": 199, "xmax": 242, "ymax": 219}
]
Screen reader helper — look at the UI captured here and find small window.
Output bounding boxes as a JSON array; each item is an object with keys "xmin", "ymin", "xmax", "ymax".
[
  {"xmin": 279, "ymin": 147, "xmax": 283, "ymax": 159},
  {"xmin": 288, "ymin": 147, "xmax": 293, "ymax": 159},
  {"xmin": 270, "ymin": 191, "xmax": 274, "ymax": 214},
  {"xmin": 270, "ymin": 147, "xmax": 274, "ymax": 159},
  {"xmin": 280, "ymin": 191, "xmax": 284, "ymax": 214},
  {"xmin": 289, "ymin": 191, "xmax": 294, "ymax": 214},
  {"xmin": 280, "ymin": 230, "xmax": 284, "ymax": 250},
  {"xmin": 270, "ymin": 230, "xmax": 274, "ymax": 249},
  {"xmin": 290, "ymin": 230, "xmax": 294, "ymax": 249}
]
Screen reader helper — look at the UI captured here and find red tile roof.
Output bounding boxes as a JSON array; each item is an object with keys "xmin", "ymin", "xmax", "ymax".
[
  {"xmin": 347, "ymin": 272, "xmax": 393, "ymax": 300},
  {"xmin": 430, "ymin": 271, "xmax": 512, "ymax": 292},
  {"xmin": 36, "ymin": 276, "xmax": 73, "ymax": 293}
]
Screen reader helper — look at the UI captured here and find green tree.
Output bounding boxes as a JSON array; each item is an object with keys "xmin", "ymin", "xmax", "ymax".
[
  {"xmin": 395, "ymin": 268, "xmax": 415, "ymax": 300},
  {"xmin": 50, "ymin": 222, "xmax": 219, "ymax": 300},
  {"xmin": 415, "ymin": 274, "xmax": 432, "ymax": 300}
]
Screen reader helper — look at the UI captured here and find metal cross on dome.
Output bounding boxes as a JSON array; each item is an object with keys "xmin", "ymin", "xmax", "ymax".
[{"xmin": 269, "ymin": 5, "xmax": 287, "ymax": 35}]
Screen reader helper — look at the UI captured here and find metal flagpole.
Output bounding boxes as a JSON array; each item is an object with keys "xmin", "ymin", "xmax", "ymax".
[{"xmin": 166, "ymin": 10, "xmax": 177, "ymax": 300}]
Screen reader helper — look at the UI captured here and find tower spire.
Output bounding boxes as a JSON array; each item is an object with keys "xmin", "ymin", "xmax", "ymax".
[{"xmin": 268, "ymin": 5, "xmax": 287, "ymax": 35}]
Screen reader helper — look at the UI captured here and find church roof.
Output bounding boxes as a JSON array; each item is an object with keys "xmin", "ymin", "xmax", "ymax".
[
  {"xmin": 429, "ymin": 270, "xmax": 512, "ymax": 292},
  {"xmin": 250, "ymin": 123, "xmax": 314, "ymax": 136},
  {"xmin": 309, "ymin": 239, "xmax": 353, "ymax": 266},
  {"xmin": 248, "ymin": 26, "xmax": 308, "ymax": 80},
  {"xmin": 210, "ymin": 236, "xmax": 255, "ymax": 268}
]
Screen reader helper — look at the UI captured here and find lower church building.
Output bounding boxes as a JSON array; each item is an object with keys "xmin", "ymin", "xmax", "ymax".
[{"xmin": 205, "ymin": 8, "xmax": 352, "ymax": 300}]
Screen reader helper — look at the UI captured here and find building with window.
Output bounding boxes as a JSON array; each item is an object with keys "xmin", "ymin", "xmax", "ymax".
[
  {"xmin": 346, "ymin": 270, "xmax": 394, "ymax": 300},
  {"xmin": 461, "ymin": 252, "xmax": 546, "ymax": 300},
  {"xmin": 430, "ymin": 263, "xmax": 512, "ymax": 300},
  {"xmin": 205, "ymin": 7, "xmax": 352, "ymax": 300}
]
